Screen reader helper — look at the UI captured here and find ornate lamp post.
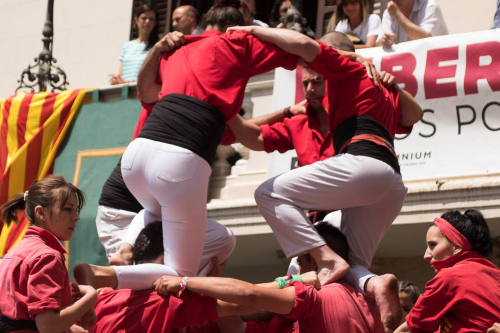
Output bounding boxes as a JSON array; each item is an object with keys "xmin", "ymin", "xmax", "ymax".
[{"xmin": 16, "ymin": 0, "xmax": 68, "ymax": 93}]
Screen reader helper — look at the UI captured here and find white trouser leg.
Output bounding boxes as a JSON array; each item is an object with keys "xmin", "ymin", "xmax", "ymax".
[
  {"xmin": 121, "ymin": 209, "xmax": 158, "ymax": 246},
  {"xmin": 255, "ymin": 154, "xmax": 406, "ymax": 266},
  {"xmin": 95, "ymin": 205, "xmax": 137, "ymax": 259},
  {"xmin": 113, "ymin": 219, "xmax": 236, "ymax": 289},
  {"xmin": 121, "ymin": 138, "xmax": 211, "ymax": 281}
]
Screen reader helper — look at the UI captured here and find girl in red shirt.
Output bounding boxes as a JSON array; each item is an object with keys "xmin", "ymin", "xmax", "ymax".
[
  {"xmin": 0, "ymin": 175, "xmax": 97, "ymax": 333},
  {"xmin": 395, "ymin": 210, "xmax": 500, "ymax": 333}
]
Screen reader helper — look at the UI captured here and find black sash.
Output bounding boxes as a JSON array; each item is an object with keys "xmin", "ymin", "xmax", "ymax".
[{"xmin": 0, "ymin": 316, "xmax": 38, "ymax": 332}]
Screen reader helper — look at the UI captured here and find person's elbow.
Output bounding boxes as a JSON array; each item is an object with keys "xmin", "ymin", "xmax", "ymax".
[
  {"xmin": 399, "ymin": 105, "xmax": 423, "ymax": 128},
  {"xmin": 296, "ymin": 36, "xmax": 319, "ymax": 63}
]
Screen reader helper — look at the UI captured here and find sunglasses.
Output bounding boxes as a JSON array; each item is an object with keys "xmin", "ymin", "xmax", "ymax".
[{"xmin": 248, "ymin": 10, "xmax": 256, "ymax": 18}]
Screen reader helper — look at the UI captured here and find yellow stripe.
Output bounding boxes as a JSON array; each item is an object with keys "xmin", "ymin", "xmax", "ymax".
[
  {"xmin": 7, "ymin": 143, "xmax": 27, "ymax": 200},
  {"xmin": 5, "ymin": 93, "xmax": 26, "ymax": 168},
  {"xmin": 0, "ymin": 98, "xmax": 5, "ymax": 171},
  {"xmin": 40, "ymin": 89, "xmax": 88, "ymax": 178},
  {"xmin": 25, "ymin": 92, "xmax": 48, "ymax": 142},
  {"xmin": 38, "ymin": 91, "xmax": 72, "ymax": 176},
  {"xmin": 0, "ymin": 223, "xmax": 13, "ymax": 255}
]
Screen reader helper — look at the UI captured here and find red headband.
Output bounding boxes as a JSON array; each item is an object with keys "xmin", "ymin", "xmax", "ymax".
[{"xmin": 434, "ymin": 217, "xmax": 472, "ymax": 251}]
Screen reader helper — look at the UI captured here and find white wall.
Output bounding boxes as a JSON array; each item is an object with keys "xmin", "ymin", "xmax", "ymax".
[{"xmin": 0, "ymin": 0, "xmax": 133, "ymax": 98}]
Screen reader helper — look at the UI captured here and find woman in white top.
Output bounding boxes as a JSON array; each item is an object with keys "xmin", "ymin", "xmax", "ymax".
[
  {"xmin": 327, "ymin": 0, "xmax": 381, "ymax": 48},
  {"xmin": 109, "ymin": 2, "xmax": 159, "ymax": 85}
]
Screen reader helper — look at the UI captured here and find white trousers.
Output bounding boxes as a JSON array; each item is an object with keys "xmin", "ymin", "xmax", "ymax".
[
  {"xmin": 256, "ymin": 154, "xmax": 407, "ymax": 291},
  {"xmin": 121, "ymin": 138, "xmax": 212, "ymax": 278},
  {"xmin": 95, "ymin": 205, "xmax": 136, "ymax": 259},
  {"xmin": 96, "ymin": 205, "xmax": 236, "ymax": 275}
]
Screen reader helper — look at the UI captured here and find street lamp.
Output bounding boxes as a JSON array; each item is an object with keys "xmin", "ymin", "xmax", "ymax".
[{"xmin": 16, "ymin": 0, "xmax": 68, "ymax": 93}]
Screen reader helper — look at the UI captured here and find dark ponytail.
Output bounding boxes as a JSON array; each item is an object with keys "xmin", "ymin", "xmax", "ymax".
[
  {"xmin": 0, "ymin": 193, "xmax": 25, "ymax": 226},
  {"xmin": 439, "ymin": 210, "xmax": 492, "ymax": 257},
  {"xmin": 0, "ymin": 174, "xmax": 86, "ymax": 227},
  {"xmin": 202, "ymin": 0, "xmax": 245, "ymax": 30}
]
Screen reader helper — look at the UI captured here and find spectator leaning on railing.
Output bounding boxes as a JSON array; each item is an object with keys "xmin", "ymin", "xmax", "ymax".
[
  {"xmin": 377, "ymin": 0, "xmax": 448, "ymax": 48},
  {"xmin": 109, "ymin": 2, "xmax": 159, "ymax": 85},
  {"xmin": 327, "ymin": 0, "xmax": 381, "ymax": 48},
  {"xmin": 269, "ymin": 0, "xmax": 293, "ymax": 28},
  {"xmin": 242, "ymin": 0, "xmax": 269, "ymax": 27}
]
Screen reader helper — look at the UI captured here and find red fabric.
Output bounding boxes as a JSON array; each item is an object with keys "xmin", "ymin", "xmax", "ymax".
[
  {"xmin": 407, "ymin": 251, "xmax": 500, "ymax": 333},
  {"xmin": 307, "ymin": 41, "xmax": 401, "ymax": 139},
  {"xmin": 260, "ymin": 102, "xmax": 334, "ymax": 167},
  {"xmin": 185, "ymin": 320, "xmax": 222, "ymax": 333},
  {"xmin": 245, "ymin": 316, "xmax": 295, "ymax": 333},
  {"xmin": 93, "ymin": 288, "xmax": 218, "ymax": 333},
  {"xmin": 284, "ymin": 281, "xmax": 384, "ymax": 333},
  {"xmin": 433, "ymin": 218, "xmax": 472, "ymax": 250},
  {"xmin": 0, "ymin": 226, "xmax": 71, "ymax": 321},
  {"xmin": 157, "ymin": 30, "xmax": 298, "ymax": 123}
]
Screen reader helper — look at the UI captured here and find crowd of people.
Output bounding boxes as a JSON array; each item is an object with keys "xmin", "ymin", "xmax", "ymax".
[{"xmin": 1, "ymin": 0, "xmax": 500, "ymax": 332}]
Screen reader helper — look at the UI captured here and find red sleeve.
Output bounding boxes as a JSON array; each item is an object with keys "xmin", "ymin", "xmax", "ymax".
[
  {"xmin": 220, "ymin": 125, "xmax": 236, "ymax": 146},
  {"xmin": 283, "ymin": 281, "xmax": 319, "ymax": 320},
  {"xmin": 261, "ymin": 121, "xmax": 294, "ymax": 154},
  {"xmin": 27, "ymin": 254, "xmax": 68, "ymax": 317},
  {"xmin": 235, "ymin": 31, "xmax": 298, "ymax": 77},
  {"xmin": 406, "ymin": 272, "xmax": 460, "ymax": 333},
  {"xmin": 307, "ymin": 41, "xmax": 364, "ymax": 81},
  {"xmin": 173, "ymin": 292, "xmax": 218, "ymax": 328}
]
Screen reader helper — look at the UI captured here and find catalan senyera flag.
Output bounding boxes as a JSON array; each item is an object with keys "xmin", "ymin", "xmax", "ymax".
[{"xmin": 0, "ymin": 89, "xmax": 89, "ymax": 256}]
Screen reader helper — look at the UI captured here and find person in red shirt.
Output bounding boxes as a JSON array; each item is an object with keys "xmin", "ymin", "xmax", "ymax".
[
  {"xmin": 395, "ymin": 210, "xmax": 500, "ymax": 333},
  {"xmin": 227, "ymin": 27, "xmax": 421, "ymax": 332},
  {"xmin": 153, "ymin": 222, "xmax": 385, "ymax": 333},
  {"xmin": 104, "ymin": 0, "xmax": 299, "ymax": 290},
  {"xmin": 0, "ymin": 175, "xmax": 97, "ymax": 333}
]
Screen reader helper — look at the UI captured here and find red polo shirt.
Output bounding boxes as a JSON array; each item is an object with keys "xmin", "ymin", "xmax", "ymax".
[
  {"xmin": 246, "ymin": 316, "xmax": 295, "ymax": 333},
  {"xmin": 284, "ymin": 281, "xmax": 384, "ymax": 333},
  {"xmin": 260, "ymin": 101, "xmax": 334, "ymax": 167},
  {"xmin": 156, "ymin": 30, "xmax": 298, "ymax": 122},
  {"xmin": 406, "ymin": 251, "xmax": 500, "ymax": 333},
  {"xmin": 93, "ymin": 288, "xmax": 218, "ymax": 333},
  {"xmin": 0, "ymin": 226, "xmax": 71, "ymax": 322},
  {"xmin": 307, "ymin": 41, "xmax": 402, "ymax": 139}
]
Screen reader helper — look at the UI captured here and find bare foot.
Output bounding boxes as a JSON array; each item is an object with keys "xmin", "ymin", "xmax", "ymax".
[
  {"xmin": 366, "ymin": 274, "xmax": 402, "ymax": 333},
  {"xmin": 109, "ymin": 243, "xmax": 134, "ymax": 266},
  {"xmin": 73, "ymin": 263, "xmax": 118, "ymax": 289},
  {"xmin": 309, "ymin": 245, "xmax": 350, "ymax": 285}
]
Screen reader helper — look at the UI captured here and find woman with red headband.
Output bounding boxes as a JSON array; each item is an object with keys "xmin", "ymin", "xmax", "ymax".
[{"xmin": 395, "ymin": 210, "xmax": 500, "ymax": 333}]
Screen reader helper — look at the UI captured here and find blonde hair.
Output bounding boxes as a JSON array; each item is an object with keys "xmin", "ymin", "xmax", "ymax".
[{"xmin": 327, "ymin": 0, "xmax": 370, "ymax": 36}]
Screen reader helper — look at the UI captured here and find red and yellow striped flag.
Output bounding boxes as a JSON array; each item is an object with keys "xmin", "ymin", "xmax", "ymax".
[{"xmin": 0, "ymin": 89, "xmax": 89, "ymax": 256}]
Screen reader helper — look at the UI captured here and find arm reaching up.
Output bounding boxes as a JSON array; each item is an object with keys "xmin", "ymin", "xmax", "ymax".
[
  {"xmin": 228, "ymin": 26, "xmax": 320, "ymax": 63},
  {"xmin": 137, "ymin": 32, "xmax": 186, "ymax": 104}
]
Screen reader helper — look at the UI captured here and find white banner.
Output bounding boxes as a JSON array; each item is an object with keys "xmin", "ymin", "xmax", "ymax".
[{"xmin": 270, "ymin": 29, "xmax": 500, "ymax": 181}]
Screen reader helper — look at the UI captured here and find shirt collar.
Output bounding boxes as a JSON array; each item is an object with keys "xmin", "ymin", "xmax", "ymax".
[
  {"xmin": 431, "ymin": 250, "xmax": 482, "ymax": 272},
  {"xmin": 24, "ymin": 225, "xmax": 67, "ymax": 255},
  {"xmin": 201, "ymin": 30, "xmax": 223, "ymax": 37}
]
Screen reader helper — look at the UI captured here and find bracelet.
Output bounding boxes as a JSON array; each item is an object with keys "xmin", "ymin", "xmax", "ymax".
[
  {"xmin": 282, "ymin": 107, "xmax": 293, "ymax": 118},
  {"xmin": 274, "ymin": 274, "xmax": 303, "ymax": 289},
  {"xmin": 274, "ymin": 277, "xmax": 288, "ymax": 289},
  {"xmin": 180, "ymin": 276, "xmax": 188, "ymax": 291}
]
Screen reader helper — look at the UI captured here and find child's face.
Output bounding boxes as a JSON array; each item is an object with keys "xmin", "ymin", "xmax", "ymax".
[{"xmin": 44, "ymin": 192, "xmax": 80, "ymax": 241}]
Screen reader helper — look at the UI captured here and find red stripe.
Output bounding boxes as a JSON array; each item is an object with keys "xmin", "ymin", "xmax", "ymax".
[
  {"xmin": 3, "ymin": 211, "xmax": 28, "ymax": 255},
  {"xmin": 0, "ymin": 96, "xmax": 14, "ymax": 176},
  {"xmin": 23, "ymin": 95, "xmax": 57, "ymax": 190},
  {"xmin": 51, "ymin": 90, "xmax": 80, "ymax": 148},
  {"xmin": 0, "ymin": 168, "xmax": 10, "ymax": 210},
  {"xmin": 16, "ymin": 94, "xmax": 34, "ymax": 150},
  {"xmin": 40, "ymin": 93, "xmax": 57, "ymax": 126}
]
